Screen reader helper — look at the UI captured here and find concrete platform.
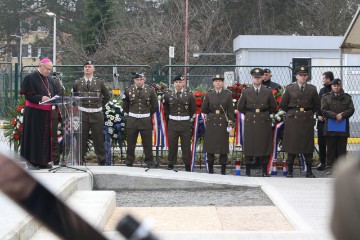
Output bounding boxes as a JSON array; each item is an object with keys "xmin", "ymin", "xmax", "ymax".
[{"xmin": 0, "ymin": 166, "xmax": 336, "ymax": 240}]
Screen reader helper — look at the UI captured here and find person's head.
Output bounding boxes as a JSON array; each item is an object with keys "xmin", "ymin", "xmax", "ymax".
[
  {"xmin": 294, "ymin": 65, "xmax": 309, "ymax": 84},
  {"xmin": 331, "ymin": 78, "xmax": 342, "ymax": 93},
  {"xmin": 250, "ymin": 68, "xmax": 264, "ymax": 87},
  {"xmin": 263, "ymin": 68, "xmax": 272, "ymax": 81},
  {"xmin": 172, "ymin": 75, "xmax": 184, "ymax": 91},
  {"xmin": 212, "ymin": 74, "xmax": 224, "ymax": 90},
  {"xmin": 38, "ymin": 58, "xmax": 53, "ymax": 77},
  {"xmin": 322, "ymin": 71, "xmax": 334, "ymax": 86},
  {"xmin": 83, "ymin": 61, "xmax": 95, "ymax": 77},
  {"xmin": 132, "ymin": 72, "xmax": 145, "ymax": 88}
]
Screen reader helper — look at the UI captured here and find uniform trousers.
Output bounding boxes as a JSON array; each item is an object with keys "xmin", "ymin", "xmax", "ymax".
[
  {"xmin": 168, "ymin": 120, "xmax": 191, "ymax": 166},
  {"xmin": 81, "ymin": 112, "xmax": 106, "ymax": 165},
  {"xmin": 207, "ymin": 153, "xmax": 227, "ymax": 165},
  {"xmin": 326, "ymin": 136, "xmax": 347, "ymax": 168},
  {"xmin": 126, "ymin": 128, "xmax": 153, "ymax": 165},
  {"xmin": 287, "ymin": 153, "xmax": 313, "ymax": 165}
]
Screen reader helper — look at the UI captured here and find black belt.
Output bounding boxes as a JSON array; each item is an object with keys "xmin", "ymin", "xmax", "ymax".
[{"xmin": 249, "ymin": 108, "xmax": 268, "ymax": 113}]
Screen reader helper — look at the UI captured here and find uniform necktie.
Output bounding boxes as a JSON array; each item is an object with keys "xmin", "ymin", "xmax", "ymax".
[
  {"xmin": 137, "ymin": 87, "xmax": 142, "ymax": 92},
  {"xmin": 176, "ymin": 92, "xmax": 181, "ymax": 99},
  {"xmin": 256, "ymin": 88, "xmax": 259, "ymax": 95},
  {"xmin": 86, "ymin": 80, "xmax": 90, "ymax": 89},
  {"xmin": 301, "ymin": 86, "xmax": 304, "ymax": 92}
]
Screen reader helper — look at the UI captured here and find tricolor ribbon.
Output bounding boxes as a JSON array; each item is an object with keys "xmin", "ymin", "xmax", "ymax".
[
  {"xmin": 152, "ymin": 100, "xmax": 168, "ymax": 149},
  {"xmin": 235, "ymin": 112, "xmax": 245, "ymax": 146},
  {"xmin": 267, "ymin": 121, "xmax": 285, "ymax": 175},
  {"xmin": 299, "ymin": 154, "xmax": 307, "ymax": 172},
  {"xmin": 191, "ymin": 113, "xmax": 208, "ymax": 172},
  {"xmin": 104, "ymin": 125, "xmax": 112, "ymax": 165}
]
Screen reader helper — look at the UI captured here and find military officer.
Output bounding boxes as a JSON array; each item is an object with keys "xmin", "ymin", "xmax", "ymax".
[
  {"xmin": 238, "ymin": 68, "xmax": 277, "ymax": 177},
  {"xmin": 73, "ymin": 61, "xmax": 111, "ymax": 165},
  {"xmin": 262, "ymin": 68, "xmax": 281, "ymax": 90},
  {"xmin": 321, "ymin": 78, "xmax": 354, "ymax": 173},
  {"xmin": 163, "ymin": 75, "xmax": 196, "ymax": 171},
  {"xmin": 122, "ymin": 72, "xmax": 158, "ymax": 167},
  {"xmin": 279, "ymin": 65, "xmax": 321, "ymax": 178},
  {"xmin": 201, "ymin": 75, "xmax": 235, "ymax": 175}
]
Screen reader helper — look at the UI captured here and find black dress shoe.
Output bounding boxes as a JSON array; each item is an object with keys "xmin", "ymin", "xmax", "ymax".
[
  {"xmin": 126, "ymin": 163, "xmax": 133, "ymax": 167},
  {"xmin": 99, "ymin": 160, "xmax": 106, "ymax": 166},
  {"xmin": 306, "ymin": 172, "xmax": 316, "ymax": 178},
  {"xmin": 316, "ymin": 163, "xmax": 325, "ymax": 171},
  {"xmin": 167, "ymin": 164, "xmax": 174, "ymax": 170},
  {"xmin": 27, "ymin": 165, "xmax": 40, "ymax": 170},
  {"xmin": 262, "ymin": 173, "xmax": 270, "ymax": 177},
  {"xmin": 286, "ymin": 173, "xmax": 293, "ymax": 178}
]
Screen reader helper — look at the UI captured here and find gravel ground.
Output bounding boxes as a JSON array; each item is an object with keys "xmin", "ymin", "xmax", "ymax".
[{"xmin": 115, "ymin": 186, "xmax": 273, "ymax": 207}]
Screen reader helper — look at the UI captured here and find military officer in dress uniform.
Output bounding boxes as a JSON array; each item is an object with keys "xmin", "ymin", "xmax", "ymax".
[
  {"xmin": 279, "ymin": 65, "xmax": 321, "ymax": 178},
  {"xmin": 238, "ymin": 68, "xmax": 277, "ymax": 177},
  {"xmin": 201, "ymin": 75, "xmax": 235, "ymax": 175},
  {"xmin": 73, "ymin": 61, "xmax": 111, "ymax": 165},
  {"xmin": 163, "ymin": 75, "xmax": 196, "ymax": 171},
  {"xmin": 122, "ymin": 72, "xmax": 158, "ymax": 167},
  {"xmin": 321, "ymin": 78, "xmax": 354, "ymax": 173}
]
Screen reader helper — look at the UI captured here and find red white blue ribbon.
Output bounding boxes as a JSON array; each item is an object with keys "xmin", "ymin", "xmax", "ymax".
[
  {"xmin": 152, "ymin": 100, "xmax": 168, "ymax": 149},
  {"xmin": 191, "ymin": 113, "xmax": 208, "ymax": 172},
  {"xmin": 235, "ymin": 112, "xmax": 245, "ymax": 146},
  {"xmin": 104, "ymin": 125, "xmax": 112, "ymax": 165},
  {"xmin": 299, "ymin": 154, "xmax": 307, "ymax": 172},
  {"xmin": 267, "ymin": 121, "xmax": 285, "ymax": 175}
]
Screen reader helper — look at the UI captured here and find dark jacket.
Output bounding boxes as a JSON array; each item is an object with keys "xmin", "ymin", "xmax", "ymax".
[
  {"xmin": 321, "ymin": 91, "xmax": 355, "ymax": 137},
  {"xmin": 237, "ymin": 85, "xmax": 277, "ymax": 156},
  {"xmin": 279, "ymin": 82, "xmax": 321, "ymax": 154},
  {"xmin": 122, "ymin": 84, "xmax": 158, "ymax": 130},
  {"xmin": 262, "ymin": 79, "xmax": 281, "ymax": 90},
  {"xmin": 201, "ymin": 89, "xmax": 235, "ymax": 154}
]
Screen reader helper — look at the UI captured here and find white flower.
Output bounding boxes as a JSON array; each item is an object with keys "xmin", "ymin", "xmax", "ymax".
[
  {"xmin": 270, "ymin": 114, "xmax": 274, "ymax": 118},
  {"xmin": 57, "ymin": 130, "xmax": 61, "ymax": 135},
  {"xmin": 108, "ymin": 128, "xmax": 113, "ymax": 134},
  {"xmin": 19, "ymin": 116, "xmax": 23, "ymax": 123},
  {"xmin": 121, "ymin": 123, "xmax": 125, "ymax": 126},
  {"xmin": 232, "ymin": 99, "xmax": 237, "ymax": 103},
  {"xmin": 106, "ymin": 106, "xmax": 110, "ymax": 110},
  {"xmin": 121, "ymin": 127, "xmax": 124, "ymax": 131},
  {"xmin": 276, "ymin": 116, "xmax": 281, "ymax": 121},
  {"xmin": 21, "ymin": 109, "xmax": 24, "ymax": 114},
  {"xmin": 113, "ymin": 134, "xmax": 118, "ymax": 138},
  {"xmin": 110, "ymin": 116, "xmax": 115, "ymax": 121},
  {"xmin": 112, "ymin": 99, "xmax": 117, "ymax": 103},
  {"xmin": 157, "ymin": 95, "xmax": 162, "ymax": 100}
]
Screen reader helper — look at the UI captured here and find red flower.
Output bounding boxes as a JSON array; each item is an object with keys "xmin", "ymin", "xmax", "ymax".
[
  {"xmin": 237, "ymin": 88, "xmax": 242, "ymax": 93},
  {"xmin": 232, "ymin": 93, "xmax": 238, "ymax": 99},
  {"xmin": 17, "ymin": 105, "xmax": 23, "ymax": 112},
  {"xmin": 13, "ymin": 133, "xmax": 20, "ymax": 140},
  {"xmin": 227, "ymin": 86, "xmax": 233, "ymax": 89},
  {"xmin": 276, "ymin": 96, "xmax": 282, "ymax": 103},
  {"xmin": 12, "ymin": 119, "xmax": 16, "ymax": 126},
  {"xmin": 276, "ymin": 106, "xmax": 280, "ymax": 111},
  {"xmin": 194, "ymin": 91, "xmax": 201, "ymax": 97},
  {"xmin": 201, "ymin": 92, "xmax": 206, "ymax": 97},
  {"xmin": 272, "ymin": 89, "xmax": 277, "ymax": 94},
  {"xmin": 161, "ymin": 86, "xmax": 165, "ymax": 89},
  {"xmin": 196, "ymin": 98, "xmax": 203, "ymax": 106},
  {"xmin": 195, "ymin": 108, "xmax": 201, "ymax": 114},
  {"xmin": 242, "ymin": 84, "xmax": 247, "ymax": 88},
  {"xmin": 236, "ymin": 82, "xmax": 241, "ymax": 86},
  {"xmin": 18, "ymin": 124, "xmax": 23, "ymax": 132}
]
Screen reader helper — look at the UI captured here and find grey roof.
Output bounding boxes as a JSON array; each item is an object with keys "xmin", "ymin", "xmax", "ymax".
[{"xmin": 233, "ymin": 35, "xmax": 343, "ymax": 51}]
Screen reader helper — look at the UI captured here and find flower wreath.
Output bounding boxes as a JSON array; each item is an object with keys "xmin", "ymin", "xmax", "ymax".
[{"xmin": 104, "ymin": 98, "xmax": 127, "ymax": 142}]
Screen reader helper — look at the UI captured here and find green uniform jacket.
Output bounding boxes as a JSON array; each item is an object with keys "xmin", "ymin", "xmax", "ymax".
[
  {"xmin": 122, "ymin": 85, "xmax": 158, "ymax": 130},
  {"xmin": 201, "ymin": 89, "xmax": 235, "ymax": 154},
  {"xmin": 237, "ymin": 85, "xmax": 277, "ymax": 156},
  {"xmin": 279, "ymin": 82, "xmax": 320, "ymax": 154}
]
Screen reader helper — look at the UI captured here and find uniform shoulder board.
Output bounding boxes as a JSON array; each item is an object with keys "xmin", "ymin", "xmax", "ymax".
[
  {"xmin": 263, "ymin": 85, "xmax": 271, "ymax": 89},
  {"xmin": 225, "ymin": 88, "xmax": 232, "ymax": 93},
  {"xmin": 344, "ymin": 93, "xmax": 352, "ymax": 98},
  {"xmin": 186, "ymin": 89, "xmax": 192, "ymax": 93},
  {"xmin": 207, "ymin": 88, "xmax": 214, "ymax": 92},
  {"xmin": 322, "ymin": 92, "xmax": 330, "ymax": 97},
  {"xmin": 286, "ymin": 82, "xmax": 295, "ymax": 87}
]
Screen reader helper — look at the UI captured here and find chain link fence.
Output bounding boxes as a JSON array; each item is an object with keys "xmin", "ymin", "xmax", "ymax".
[{"xmin": 1, "ymin": 64, "xmax": 359, "ymax": 160}]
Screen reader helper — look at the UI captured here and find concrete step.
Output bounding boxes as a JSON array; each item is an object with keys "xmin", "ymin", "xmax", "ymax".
[{"xmin": 30, "ymin": 190, "xmax": 116, "ymax": 240}]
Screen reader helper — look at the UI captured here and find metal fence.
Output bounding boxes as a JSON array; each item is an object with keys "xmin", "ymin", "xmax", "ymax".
[{"xmin": 1, "ymin": 64, "xmax": 359, "ymax": 158}]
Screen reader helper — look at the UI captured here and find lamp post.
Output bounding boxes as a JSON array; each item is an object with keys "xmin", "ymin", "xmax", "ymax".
[
  {"xmin": 46, "ymin": 12, "xmax": 56, "ymax": 72},
  {"xmin": 10, "ymin": 35, "xmax": 22, "ymax": 71}
]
